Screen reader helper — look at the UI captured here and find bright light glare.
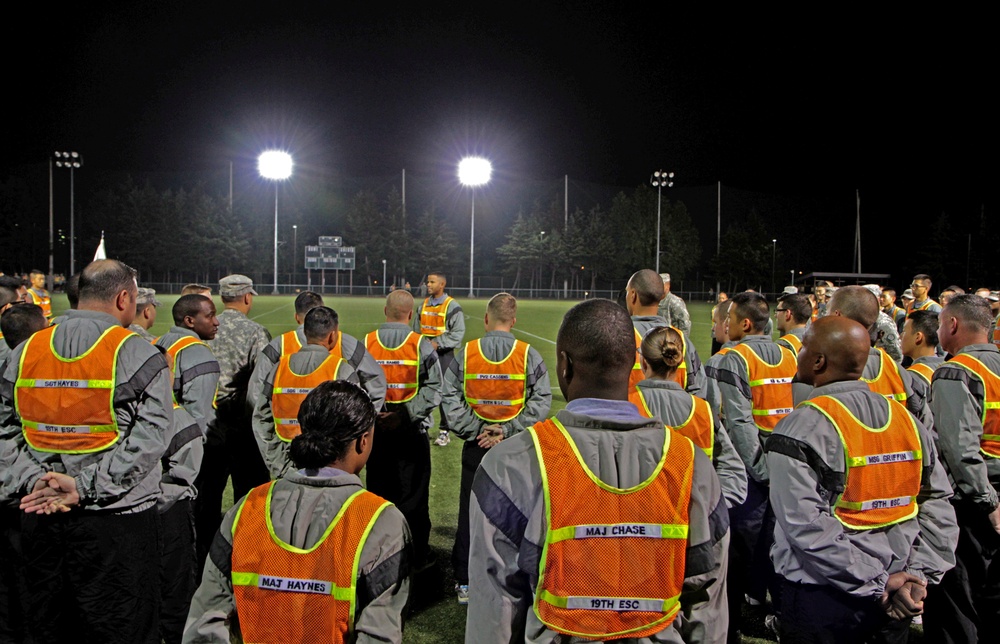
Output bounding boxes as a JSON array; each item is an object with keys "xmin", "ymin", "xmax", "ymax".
[
  {"xmin": 458, "ymin": 157, "xmax": 492, "ymax": 186},
  {"xmin": 258, "ymin": 150, "xmax": 293, "ymax": 180}
]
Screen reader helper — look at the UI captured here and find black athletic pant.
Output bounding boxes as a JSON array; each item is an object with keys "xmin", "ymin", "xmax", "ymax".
[
  {"xmin": 924, "ymin": 500, "xmax": 1000, "ymax": 644},
  {"xmin": 452, "ymin": 440, "xmax": 490, "ymax": 586},
  {"xmin": 21, "ymin": 506, "xmax": 161, "ymax": 644},
  {"xmin": 436, "ymin": 349, "xmax": 455, "ymax": 432},
  {"xmin": 0, "ymin": 506, "xmax": 25, "ymax": 644},
  {"xmin": 778, "ymin": 578, "xmax": 911, "ymax": 644},
  {"xmin": 367, "ymin": 411, "xmax": 432, "ymax": 565},
  {"xmin": 726, "ymin": 477, "xmax": 779, "ymax": 642},
  {"xmin": 159, "ymin": 499, "xmax": 197, "ymax": 644}
]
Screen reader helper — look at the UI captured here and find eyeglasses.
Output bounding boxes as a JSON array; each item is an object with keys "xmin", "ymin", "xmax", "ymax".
[{"xmin": 910, "ymin": 283, "xmax": 927, "ymax": 289}]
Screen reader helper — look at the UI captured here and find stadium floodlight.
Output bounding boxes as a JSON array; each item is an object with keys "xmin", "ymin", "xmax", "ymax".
[
  {"xmin": 650, "ymin": 170, "xmax": 675, "ymax": 274},
  {"xmin": 50, "ymin": 151, "xmax": 84, "ymax": 288},
  {"xmin": 459, "ymin": 156, "xmax": 492, "ymax": 297},
  {"xmin": 258, "ymin": 150, "xmax": 293, "ymax": 295}
]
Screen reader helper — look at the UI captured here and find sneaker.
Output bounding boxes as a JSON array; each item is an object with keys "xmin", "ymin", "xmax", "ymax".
[
  {"xmin": 434, "ymin": 430, "xmax": 451, "ymax": 446},
  {"xmin": 744, "ymin": 593, "xmax": 763, "ymax": 606},
  {"xmin": 912, "ymin": 615, "xmax": 923, "ymax": 625},
  {"xmin": 765, "ymin": 614, "xmax": 780, "ymax": 641},
  {"xmin": 456, "ymin": 584, "xmax": 469, "ymax": 605}
]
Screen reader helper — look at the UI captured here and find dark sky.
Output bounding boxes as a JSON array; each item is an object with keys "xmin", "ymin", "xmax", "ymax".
[{"xmin": 5, "ymin": 3, "xmax": 995, "ymax": 277}]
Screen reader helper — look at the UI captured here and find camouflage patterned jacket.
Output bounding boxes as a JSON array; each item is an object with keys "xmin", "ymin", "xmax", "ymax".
[
  {"xmin": 207, "ymin": 308, "xmax": 271, "ymax": 414},
  {"xmin": 656, "ymin": 291, "xmax": 692, "ymax": 335}
]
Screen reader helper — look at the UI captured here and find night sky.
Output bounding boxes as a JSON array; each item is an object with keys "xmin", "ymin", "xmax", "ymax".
[{"xmin": 5, "ymin": 3, "xmax": 995, "ymax": 280}]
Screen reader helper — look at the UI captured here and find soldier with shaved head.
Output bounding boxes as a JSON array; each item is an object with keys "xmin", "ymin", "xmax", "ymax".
[
  {"xmin": 765, "ymin": 316, "xmax": 957, "ymax": 641},
  {"xmin": 467, "ymin": 298, "xmax": 729, "ymax": 642},
  {"xmin": 924, "ymin": 294, "xmax": 1000, "ymax": 642},
  {"xmin": 364, "ymin": 288, "xmax": 443, "ymax": 569}
]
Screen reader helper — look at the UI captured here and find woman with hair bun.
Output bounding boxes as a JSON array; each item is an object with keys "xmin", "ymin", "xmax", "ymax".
[
  {"xmin": 184, "ymin": 380, "xmax": 411, "ymax": 644},
  {"xmin": 632, "ymin": 326, "xmax": 748, "ymax": 509}
]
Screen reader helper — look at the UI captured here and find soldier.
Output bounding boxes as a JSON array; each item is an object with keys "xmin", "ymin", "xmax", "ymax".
[
  {"xmin": 765, "ymin": 316, "xmax": 957, "ymax": 641},
  {"xmin": 908, "ymin": 274, "xmax": 942, "ymax": 314},
  {"xmin": 180, "ymin": 283, "xmax": 212, "ymax": 297},
  {"xmin": 0, "ymin": 285, "xmax": 22, "ymax": 365},
  {"xmin": 248, "ymin": 291, "xmax": 385, "ymax": 421},
  {"xmin": 1, "ymin": 259, "xmax": 173, "ymax": 642},
  {"xmin": 413, "ymin": 272, "xmax": 465, "ymax": 446},
  {"xmin": 711, "ymin": 291, "xmax": 729, "ymax": 355},
  {"xmin": 864, "ymin": 284, "xmax": 903, "ymax": 364},
  {"xmin": 196, "ymin": 274, "xmax": 271, "ymax": 568},
  {"xmin": 0, "ymin": 276, "xmax": 28, "ymax": 306},
  {"xmin": 365, "ymin": 289, "xmax": 443, "ymax": 570},
  {"xmin": 25, "ymin": 269, "xmax": 51, "ymax": 322},
  {"xmin": 466, "ymin": 299, "xmax": 729, "ymax": 642},
  {"xmin": 939, "ymin": 284, "xmax": 964, "ymax": 306},
  {"xmin": 441, "ymin": 293, "xmax": 551, "ymax": 604},
  {"xmin": 900, "ymin": 288, "xmax": 915, "ymax": 311},
  {"xmin": 625, "ymin": 269, "xmax": 707, "ymax": 399},
  {"xmin": 711, "ymin": 291, "xmax": 797, "ymax": 627},
  {"xmin": 924, "ymin": 294, "xmax": 1000, "ymax": 642},
  {"xmin": 152, "ymin": 294, "xmax": 220, "ymax": 644},
  {"xmin": 774, "ymin": 293, "xmax": 811, "ymax": 357},
  {"xmin": 703, "ymin": 298, "xmax": 735, "ymax": 419},
  {"xmin": 901, "ymin": 310, "xmax": 943, "ymax": 394},
  {"xmin": 656, "ymin": 272, "xmax": 692, "ymax": 334},
  {"xmin": 881, "ymin": 288, "xmax": 907, "ymax": 334},
  {"xmin": 129, "ymin": 287, "xmax": 161, "ymax": 340},
  {"xmin": 251, "ymin": 306, "xmax": 358, "ymax": 478}
]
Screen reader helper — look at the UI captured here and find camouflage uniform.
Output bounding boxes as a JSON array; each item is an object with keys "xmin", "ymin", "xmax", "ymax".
[
  {"xmin": 873, "ymin": 310, "xmax": 903, "ymax": 363},
  {"xmin": 128, "ymin": 287, "xmax": 160, "ymax": 341},
  {"xmin": 196, "ymin": 275, "xmax": 272, "ymax": 570},
  {"xmin": 656, "ymin": 291, "xmax": 691, "ymax": 334}
]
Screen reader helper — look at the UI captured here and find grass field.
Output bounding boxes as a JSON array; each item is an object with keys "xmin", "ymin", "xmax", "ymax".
[{"xmin": 48, "ymin": 293, "xmax": 925, "ymax": 643}]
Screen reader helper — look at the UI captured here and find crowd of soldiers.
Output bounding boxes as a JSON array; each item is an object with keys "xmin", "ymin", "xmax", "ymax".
[{"xmin": 0, "ymin": 262, "xmax": 997, "ymax": 643}]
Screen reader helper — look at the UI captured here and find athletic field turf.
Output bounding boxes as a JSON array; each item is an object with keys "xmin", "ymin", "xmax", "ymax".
[{"xmin": 46, "ymin": 295, "xmax": 925, "ymax": 642}]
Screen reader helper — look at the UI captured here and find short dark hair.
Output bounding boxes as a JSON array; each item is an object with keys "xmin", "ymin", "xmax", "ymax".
[
  {"xmin": 303, "ymin": 306, "xmax": 339, "ymax": 341},
  {"xmin": 882, "ymin": 288, "xmax": 896, "ymax": 299},
  {"xmin": 557, "ymin": 299, "xmax": 635, "ymax": 374},
  {"xmin": 427, "ymin": 271, "xmax": 447, "ymax": 282},
  {"xmin": 780, "ymin": 294, "xmax": 812, "ymax": 324},
  {"xmin": 913, "ymin": 274, "xmax": 933, "ymax": 287},
  {"xmin": 0, "ymin": 286, "xmax": 18, "ymax": 309},
  {"xmin": 0, "ymin": 276, "xmax": 25, "ymax": 290},
  {"xmin": 627, "ymin": 269, "xmax": 664, "ymax": 306},
  {"xmin": 942, "ymin": 285, "xmax": 965, "ymax": 296},
  {"xmin": 730, "ymin": 292, "xmax": 770, "ymax": 332},
  {"xmin": 294, "ymin": 291, "xmax": 324, "ymax": 316},
  {"xmin": 290, "ymin": 380, "xmax": 376, "ymax": 468},
  {"xmin": 487, "ymin": 292, "xmax": 517, "ymax": 323},
  {"xmin": 945, "ymin": 294, "xmax": 993, "ymax": 334},
  {"xmin": 78, "ymin": 260, "xmax": 137, "ymax": 302},
  {"xmin": 829, "ymin": 285, "xmax": 879, "ymax": 330},
  {"xmin": 906, "ymin": 310, "xmax": 939, "ymax": 347},
  {"xmin": 173, "ymin": 294, "xmax": 212, "ymax": 325},
  {"xmin": 29, "ymin": 269, "xmax": 44, "ymax": 277},
  {"xmin": 1, "ymin": 304, "xmax": 47, "ymax": 350},
  {"xmin": 66, "ymin": 274, "xmax": 81, "ymax": 309}
]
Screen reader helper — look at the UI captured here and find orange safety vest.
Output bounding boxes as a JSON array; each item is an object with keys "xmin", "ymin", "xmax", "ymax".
[
  {"xmin": 729, "ymin": 342, "xmax": 796, "ymax": 434},
  {"xmin": 530, "ymin": 418, "xmax": 694, "ymax": 639},
  {"xmin": 14, "ymin": 325, "xmax": 133, "ymax": 454},
  {"xmin": 993, "ymin": 314, "xmax": 1000, "ymax": 347},
  {"xmin": 419, "ymin": 296, "xmax": 454, "ymax": 337},
  {"xmin": 802, "ymin": 395, "xmax": 923, "ymax": 530},
  {"xmin": 463, "ymin": 338, "xmax": 529, "ymax": 422},
  {"xmin": 947, "ymin": 354, "xmax": 1000, "ymax": 459},
  {"xmin": 159, "ymin": 336, "xmax": 211, "ymax": 406},
  {"xmin": 630, "ymin": 385, "xmax": 715, "ymax": 459},
  {"xmin": 777, "ymin": 333, "xmax": 803, "ymax": 357},
  {"xmin": 906, "ymin": 362, "xmax": 937, "ymax": 388},
  {"xmin": 231, "ymin": 482, "xmax": 391, "ymax": 644},
  {"xmin": 630, "ymin": 327, "xmax": 688, "ymax": 393},
  {"xmin": 272, "ymin": 354, "xmax": 345, "ymax": 441},
  {"xmin": 365, "ymin": 330, "xmax": 421, "ymax": 403},
  {"xmin": 909, "ymin": 299, "xmax": 939, "ymax": 313},
  {"xmin": 862, "ymin": 348, "xmax": 907, "ymax": 403},
  {"xmin": 28, "ymin": 288, "xmax": 52, "ymax": 320},
  {"xmin": 280, "ymin": 329, "xmax": 303, "ymax": 356}
]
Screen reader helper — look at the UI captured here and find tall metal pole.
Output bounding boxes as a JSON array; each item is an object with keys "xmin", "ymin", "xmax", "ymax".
[
  {"xmin": 272, "ymin": 184, "xmax": 279, "ymax": 295},
  {"xmin": 293, "ymin": 225, "xmax": 298, "ymax": 286},
  {"xmin": 69, "ymin": 167, "xmax": 75, "ymax": 276},
  {"xmin": 468, "ymin": 190, "xmax": 475, "ymax": 298},
  {"xmin": 382, "ymin": 259, "xmax": 387, "ymax": 295},
  {"xmin": 771, "ymin": 239, "xmax": 777, "ymax": 295},
  {"xmin": 716, "ymin": 181, "xmax": 721, "ymax": 299},
  {"xmin": 48, "ymin": 158, "xmax": 54, "ymax": 290},
  {"xmin": 655, "ymin": 184, "xmax": 662, "ymax": 274}
]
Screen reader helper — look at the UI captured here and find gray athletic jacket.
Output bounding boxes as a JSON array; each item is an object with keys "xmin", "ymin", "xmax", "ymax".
[
  {"xmin": 368, "ymin": 323, "xmax": 442, "ymax": 423},
  {"xmin": 765, "ymin": 380, "xmax": 957, "ymax": 596},
  {"xmin": 467, "ymin": 401, "xmax": 731, "ymax": 643},
  {"xmin": 632, "ymin": 315, "xmax": 707, "ymax": 400},
  {"xmin": 182, "ymin": 470, "xmax": 411, "ymax": 644}
]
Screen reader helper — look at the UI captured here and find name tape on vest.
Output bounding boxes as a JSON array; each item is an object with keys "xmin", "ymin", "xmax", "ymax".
[
  {"xmin": 757, "ymin": 377, "xmax": 793, "ymax": 385},
  {"xmin": 36, "ymin": 379, "xmax": 92, "ymax": 389},
  {"xmin": 386, "ymin": 383, "xmax": 415, "ymax": 389},
  {"xmin": 470, "ymin": 374, "xmax": 516, "ymax": 380},
  {"xmin": 862, "ymin": 450, "xmax": 920, "ymax": 466},
  {"xmin": 275, "ymin": 419, "xmax": 301, "ymax": 426},
  {"xmin": 860, "ymin": 496, "xmax": 914, "ymax": 511},
  {"xmin": 475, "ymin": 399, "xmax": 517, "ymax": 406},
  {"xmin": 574, "ymin": 523, "xmax": 664, "ymax": 538},
  {"xmin": 257, "ymin": 575, "xmax": 332, "ymax": 595},
  {"xmin": 378, "ymin": 360, "xmax": 410, "ymax": 366},
  {"xmin": 278, "ymin": 387, "xmax": 313, "ymax": 395},
  {"xmin": 566, "ymin": 596, "xmax": 665, "ymax": 612},
  {"xmin": 32, "ymin": 423, "xmax": 93, "ymax": 434},
  {"xmin": 755, "ymin": 408, "xmax": 795, "ymax": 416}
]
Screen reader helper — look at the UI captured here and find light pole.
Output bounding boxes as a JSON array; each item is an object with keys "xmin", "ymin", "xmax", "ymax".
[
  {"xmin": 258, "ymin": 151, "xmax": 293, "ymax": 295},
  {"xmin": 292, "ymin": 224, "xmax": 298, "ymax": 285},
  {"xmin": 53, "ymin": 151, "xmax": 83, "ymax": 276},
  {"xmin": 650, "ymin": 170, "xmax": 674, "ymax": 274},
  {"xmin": 458, "ymin": 157, "xmax": 492, "ymax": 298},
  {"xmin": 382, "ymin": 259, "xmax": 387, "ymax": 295},
  {"xmin": 771, "ymin": 238, "xmax": 777, "ymax": 296}
]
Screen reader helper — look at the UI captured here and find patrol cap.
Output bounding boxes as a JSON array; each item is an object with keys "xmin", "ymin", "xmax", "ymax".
[
  {"xmin": 901, "ymin": 289, "xmax": 915, "ymax": 301},
  {"xmin": 862, "ymin": 284, "xmax": 882, "ymax": 298},
  {"xmin": 777, "ymin": 286, "xmax": 798, "ymax": 301},
  {"xmin": 136, "ymin": 287, "xmax": 161, "ymax": 307},
  {"xmin": 659, "ymin": 273, "xmax": 671, "ymax": 283},
  {"xmin": 219, "ymin": 274, "xmax": 258, "ymax": 297},
  {"xmin": 989, "ymin": 291, "xmax": 1000, "ymax": 302}
]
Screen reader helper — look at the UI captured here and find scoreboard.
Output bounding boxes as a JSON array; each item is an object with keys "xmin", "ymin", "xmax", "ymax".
[{"xmin": 304, "ymin": 237, "xmax": 355, "ymax": 270}]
